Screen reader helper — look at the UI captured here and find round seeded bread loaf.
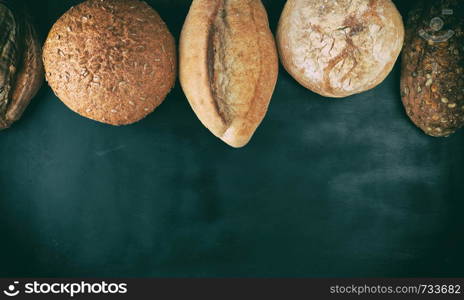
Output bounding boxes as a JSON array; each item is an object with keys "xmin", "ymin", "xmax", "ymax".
[{"xmin": 43, "ymin": 0, "xmax": 176, "ymax": 125}]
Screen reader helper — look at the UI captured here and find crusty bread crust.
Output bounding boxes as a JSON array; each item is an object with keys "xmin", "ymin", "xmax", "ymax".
[
  {"xmin": 180, "ymin": 0, "xmax": 278, "ymax": 148},
  {"xmin": 277, "ymin": 0, "xmax": 404, "ymax": 98},
  {"xmin": 0, "ymin": 4, "xmax": 44, "ymax": 129},
  {"xmin": 43, "ymin": 0, "xmax": 176, "ymax": 125},
  {"xmin": 400, "ymin": 0, "xmax": 464, "ymax": 137},
  {"xmin": 7, "ymin": 21, "xmax": 44, "ymax": 124}
]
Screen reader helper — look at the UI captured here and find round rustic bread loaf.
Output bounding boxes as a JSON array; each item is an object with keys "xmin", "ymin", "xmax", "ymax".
[
  {"xmin": 43, "ymin": 0, "xmax": 176, "ymax": 125},
  {"xmin": 277, "ymin": 0, "xmax": 404, "ymax": 98}
]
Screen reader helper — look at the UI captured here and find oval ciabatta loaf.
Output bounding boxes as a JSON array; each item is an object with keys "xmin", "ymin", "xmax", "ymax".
[
  {"xmin": 277, "ymin": 0, "xmax": 404, "ymax": 98},
  {"xmin": 179, "ymin": 0, "xmax": 278, "ymax": 148},
  {"xmin": 400, "ymin": 0, "xmax": 464, "ymax": 137},
  {"xmin": 43, "ymin": 0, "xmax": 176, "ymax": 125}
]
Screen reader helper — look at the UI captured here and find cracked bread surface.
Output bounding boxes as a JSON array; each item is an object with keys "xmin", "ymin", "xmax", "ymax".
[
  {"xmin": 277, "ymin": 0, "xmax": 404, "ymax": 98},
  {"xmin": 43, "ymin": 0, "xmax": 176, "ymax": 125}
]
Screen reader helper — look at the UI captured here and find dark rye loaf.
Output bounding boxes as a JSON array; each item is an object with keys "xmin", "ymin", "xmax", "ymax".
[
  {"xmin": 180, "ymin": 0, "xmax": 278, "ymax": 148},
  {"xmin": 400, "ymin": 0, "xmax": 464, "ymax": 137}
]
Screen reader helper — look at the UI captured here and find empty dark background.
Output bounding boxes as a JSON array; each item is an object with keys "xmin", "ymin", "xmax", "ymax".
[{"xmin": 0, "ymin": 0, "xmax": 463, "ymax": 277}]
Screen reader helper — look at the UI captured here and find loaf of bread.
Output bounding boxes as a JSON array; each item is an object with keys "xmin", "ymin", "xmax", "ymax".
[
  {"xmin": 277, "ymin": 0, "xmax": 404, "ymax": 98},
  {"xmin": 0, "ymin": 2, "xmax": 43, "ymax": 130},
  {"xmin": 400, "ymin": 0, "xmax": 464, "ymax": 137},
  {"xmin": 43, "ymin": 0, "xmax": 176, "ymax": 125},
  {"xmin": 179, "ymin": 0, "xmax": 278, "ymax": 148}
]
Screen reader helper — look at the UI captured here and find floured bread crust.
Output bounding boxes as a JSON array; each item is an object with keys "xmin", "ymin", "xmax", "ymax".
[{"xmin": 277, "ymin": 0, "xmax": 404, "ymax": 98}]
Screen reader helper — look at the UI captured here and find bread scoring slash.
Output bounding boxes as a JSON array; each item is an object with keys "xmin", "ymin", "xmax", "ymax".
[
  {"xmin": 180, "ymin": 0, "xmax": 278, "ymax": 148},
  {"xmin": 277, "ymin": 0, "xmax": 404, "ymax": 98}
]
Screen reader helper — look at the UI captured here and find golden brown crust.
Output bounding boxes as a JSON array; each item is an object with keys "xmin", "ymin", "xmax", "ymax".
[
  {"xmin": 180, "ymin": 0, "xmax": 278, "ymax": 148},
  {"xmin": 43, "ymin": 0, "xmax": 176, "ymax": 125},
  {"xmin": 277, "ymin": 0, "xmax": 404, "ymax": 98},
  {"xmin": 400, "ymin": 0, "xmax": 464, "ymax": 137}
]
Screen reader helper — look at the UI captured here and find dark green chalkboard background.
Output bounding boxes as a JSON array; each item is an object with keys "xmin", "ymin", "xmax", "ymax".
[{"xmin": 1, "ymin": 0, "xmax": 463, "ymax": 277}]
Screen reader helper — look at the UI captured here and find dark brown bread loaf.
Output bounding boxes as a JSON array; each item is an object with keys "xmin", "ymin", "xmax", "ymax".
[
  {"xmin": 180, "ymin": 0, "xmax": 278, "ymax": 148},
  {"xmin": 400, "ymin": 0, "xmax": 464, "ymax": 137},
  {"xmin": 43, "ymin": 0, "xmax": 176, "ymax": 126},
  {"xmin": 0, "ymin": 1, "xmax": 43, "ymax": 130}
]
